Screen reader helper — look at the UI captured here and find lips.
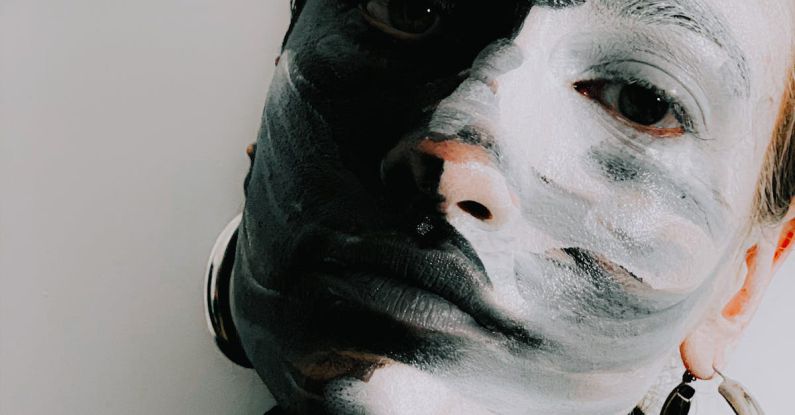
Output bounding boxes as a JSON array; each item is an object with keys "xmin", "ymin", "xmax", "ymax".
[
  {"xmin": 316, "ymin": 272, "xmax": 478, "ymax": 335},
  {"xmin": 289, "ymin": 229, "xmax": 542, "ymax": 347}
]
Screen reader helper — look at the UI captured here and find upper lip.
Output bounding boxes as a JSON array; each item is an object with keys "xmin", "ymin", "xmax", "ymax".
[{"xmin": 293, "ymin": 229, "xmax": 542, "ymax": 347}]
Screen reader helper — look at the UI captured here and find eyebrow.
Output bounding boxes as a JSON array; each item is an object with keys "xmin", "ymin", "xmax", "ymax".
[
  {"xmin": 484, "ymin": 0, "xmax": 752, "ymax": 97},
  {"xmin": 600, "ymin": 0, "xmax": 751, "ymax": 97},
  {"xmin": 434, "ymin": 0, "xmax": 751, "ymax": 95}
]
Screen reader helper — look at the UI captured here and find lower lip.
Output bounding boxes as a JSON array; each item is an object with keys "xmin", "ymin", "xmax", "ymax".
[{"xmin": 317, "ymin": 273, "xmax": 479, "ymax": 335}]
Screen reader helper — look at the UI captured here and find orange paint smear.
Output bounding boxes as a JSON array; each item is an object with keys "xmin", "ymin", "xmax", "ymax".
[
  {"xmin": 418, "ymin": 139, "xmax": 492, "ymax": 164},
  {"xmin": 774, "ymin": 227, "xmax": 795, "ymax": 263},
  {"xmin": 722, "ymin": 246, "xmax": 758, "ymax": 319}
]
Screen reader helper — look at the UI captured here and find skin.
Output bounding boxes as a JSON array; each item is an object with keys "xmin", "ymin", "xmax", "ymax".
[{"xmin": 229, "ymin": 1, "xmax": 795, "ymax": 414}]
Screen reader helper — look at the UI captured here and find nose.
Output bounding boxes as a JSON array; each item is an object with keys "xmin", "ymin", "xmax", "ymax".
[{"xmin": 383, "ymin": 138, "xmax": 518, "ymax": 227}]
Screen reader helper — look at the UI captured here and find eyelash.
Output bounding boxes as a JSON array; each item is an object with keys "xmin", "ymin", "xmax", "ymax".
[
  {"xmin": 575, "ymin": 75, "xmax": 697, "ymax": 138},
  {"xmin": 358, "ymin": 0, "xmax": 443, "ymax": 41}
]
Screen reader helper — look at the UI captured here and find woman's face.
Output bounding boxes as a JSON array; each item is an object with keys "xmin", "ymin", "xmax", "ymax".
[{"xmin": 231, "ymin": 1, "xmax": 794, "ymax": 414}]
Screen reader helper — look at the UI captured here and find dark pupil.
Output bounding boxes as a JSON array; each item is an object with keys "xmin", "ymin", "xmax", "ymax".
[
  {"xmin": 618, "ymin": 84, "xmax": 670, "ymax": 126},
  {"xmin": 388, "ymin": 0, "xmax": 437, "ymax": 34}
]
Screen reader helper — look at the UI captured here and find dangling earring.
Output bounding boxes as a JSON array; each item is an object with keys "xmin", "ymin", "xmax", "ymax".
[
  {"xmin": 660, "ymin": 371, "xmax": 697, "ymax": 415},
  {"xmin": 715, "ymin": 368, "xmax": 765, "ymax": 415},
  {"xmin": 659, "ymin": 370, "xmax": 765, "ymax": 415}
]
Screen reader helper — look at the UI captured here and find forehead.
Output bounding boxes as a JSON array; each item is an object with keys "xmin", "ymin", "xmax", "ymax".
[
  {"xmin": 528, "ymin": 0, "xmax": 795, "ymax": 35},
  {"xmin": 523, "ymin": 0, "xmax": 795, "ymax": 85}
]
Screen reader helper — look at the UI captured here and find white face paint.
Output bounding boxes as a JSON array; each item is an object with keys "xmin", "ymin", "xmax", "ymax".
[
  {"xmin": 236, "ymin": 1, "xmax": 795, "ymax": 414},
  {"xmin": 420, "ymin": 0, "xmax": 795, "ymax": 413}
]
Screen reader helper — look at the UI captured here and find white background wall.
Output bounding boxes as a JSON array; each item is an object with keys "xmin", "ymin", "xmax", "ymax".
[{"xmin": 1, "ymin": 1, "xmax": 792, "ymax": 414}]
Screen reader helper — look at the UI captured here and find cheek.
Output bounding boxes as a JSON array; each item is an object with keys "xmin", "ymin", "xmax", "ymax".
[
  {"xmin": 584, "ymin": 195, "xmax": 720, "ymax": 291},
  {"xmin": 487, "ymin": 54, "xmax": 736, "ymax": 293}
]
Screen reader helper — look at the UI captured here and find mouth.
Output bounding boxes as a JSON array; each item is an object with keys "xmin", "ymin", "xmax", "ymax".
[
  {"xmin": 289, "ymin": 229, "xmax": 543, "ymax": 347},
  {"xmin": 316, "ymin": 271, "xmax": 480, "ymax": 335}
]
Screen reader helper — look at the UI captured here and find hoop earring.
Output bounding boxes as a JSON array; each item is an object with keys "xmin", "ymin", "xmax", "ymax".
[
  {"xmin": 204, "ymin": 213, "xmax": 252, "ymax": 368},
  {"xmin": 715, "ymin": 368, "xmax": 765, "ymax": 415},
  {"xmin": 659, "ymin": 370, "xmax": 765, "ymax": 415}
]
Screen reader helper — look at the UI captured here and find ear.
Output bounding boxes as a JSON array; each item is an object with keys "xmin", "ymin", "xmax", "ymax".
[
  {"xmin": 680, "ymin": 203, "xmax": 795, "ymax": 380},
  {"xmin": 243, "ymin": 143, "xmax": 257, "ymax": 197}
]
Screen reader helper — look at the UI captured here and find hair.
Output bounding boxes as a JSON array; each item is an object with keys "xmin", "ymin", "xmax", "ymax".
[
  {"xmin": 281, "ymin": 0, "xmax": 307, "ymax": 51},
  {"xmin": 755, "ymin": 66, "xmax": 795, "ymax": 224}
]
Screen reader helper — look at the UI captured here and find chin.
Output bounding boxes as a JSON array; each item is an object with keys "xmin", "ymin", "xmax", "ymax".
[
  {"xmin": 313, "ymin": 364, "xmax": 488, "ymax": 415},
  {"xmin": 285, "ymin": 361, "xmax": 653, "ymax": 415}
]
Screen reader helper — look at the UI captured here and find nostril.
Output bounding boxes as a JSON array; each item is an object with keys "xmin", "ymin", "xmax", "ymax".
[
  {"xmin": 381, "ymin": 145, "xmax": 445, "ymax": 207},
  {"xmin": 457, "ymin": 200, "xmax": 493, "ymax": 221}
]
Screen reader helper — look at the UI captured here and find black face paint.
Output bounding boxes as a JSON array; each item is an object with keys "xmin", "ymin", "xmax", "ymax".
[{"xmin": 232, "ymin": 1, "xmax": 539, "ymax": 412}]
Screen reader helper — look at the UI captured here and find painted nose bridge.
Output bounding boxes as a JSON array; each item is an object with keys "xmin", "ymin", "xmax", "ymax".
[
  {"xmin": 380, "ymin": 41, "xmax": 524, "ymax": 227},
  {"xmin": 383, "ymin": 138, "xmax": 519, "ymax": 227}
]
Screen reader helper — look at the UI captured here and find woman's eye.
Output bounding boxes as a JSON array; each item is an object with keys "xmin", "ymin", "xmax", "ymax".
[
  {"xmin": 574, "ymin": 80, "xmax": 688, "ymax": 138},
  {"xmin": 360, "ymin": 0, "xmax": 441, "ymax": 40}
]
